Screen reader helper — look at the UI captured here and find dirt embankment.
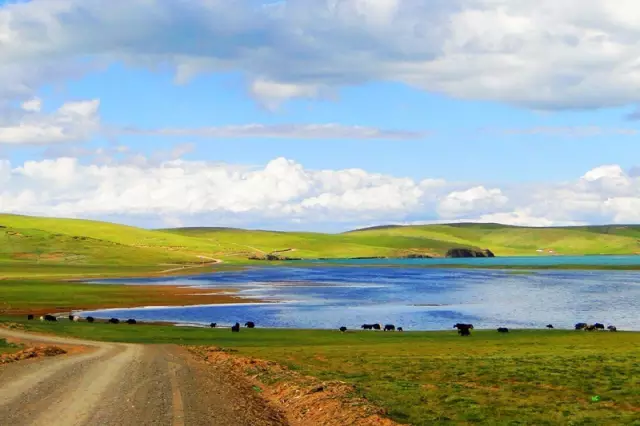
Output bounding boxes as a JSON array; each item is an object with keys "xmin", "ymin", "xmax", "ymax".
[{"xmin": 188, "ymin": 346, "xmax": 401, "ymax": 426}]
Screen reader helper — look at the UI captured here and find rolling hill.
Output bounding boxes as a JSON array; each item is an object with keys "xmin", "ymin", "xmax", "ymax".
[{"xmin": 1, "ymin": 214, "xmax": 639, "ymax": 277}]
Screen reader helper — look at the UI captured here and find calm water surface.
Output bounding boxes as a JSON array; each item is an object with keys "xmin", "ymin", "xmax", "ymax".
[{"xmin": 82, "ymin": 260, "xmax": 640, "ymax": 331}]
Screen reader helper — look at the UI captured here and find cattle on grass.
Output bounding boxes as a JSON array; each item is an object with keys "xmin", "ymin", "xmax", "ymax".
[
  {"xmin": 397, "ymin": 327, "xmax": 403, "ymax": 332},
  {"xmin": 231, "ymin": 322, "xmax": 240, "ymax": 332},
  {"xmin": 210, "ymin": 323, "xmax": 217, "ymax": 328},
  {"xmin": 372, "ymin": 324, "xmax": 381, "ymax": 330},
  {"xmin": 86, "ymin": 316, "xmax": 95, "ymax": 323},
  {"xmin": 607, "ymin": 325, "xmax": 617, "ymax": 332},
  {"xmin": 594, "ymin": 323, "xmax": 605, "ymax": 330},
  {"xmin": 384, "ymin": 324, "xmax": 396, "ymax": 331},
  {"xmin": 361, "ymin": 324, "xmax": 374, "ymax": 330},
  {"xmin": 575, "ymin": 323, "xmax": 587, "ymax": 330},
  {"xmin": 339, "ymin": 326, "xmax": 347, "ymax": 332},
  {"xmin": 585, "ymin": 324, "xmax": 596, "ymax": 331},
  {"xmin": 546, "ymin": 324, "xmax": 554, "ymax": 329},
  {"xmin": 44, "ymin": 315, "xmax": 57, "ymax": 322},
  {"xmin": 126, "ymin": 319, "xmax": 137, "ymax": 325},
  {"xmin": 454, "ymin": 323, "xmax": 473, "ymax": 336},
  {"xmin": 108, "ymin": 318, "xmax": 120, "ymax": 324},
  {"xmin": 497, "ymin": 327, "xmax": 509, "ymax": 333},
  {"xmin": 245, "ymin": 321, "xmax": 255, "ymax": 328},
  {"xmin": 27, "ymin": 314, "xmax": 34, "ymax": 320}
]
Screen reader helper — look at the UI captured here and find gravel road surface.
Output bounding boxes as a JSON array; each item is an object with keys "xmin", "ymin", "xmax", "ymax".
[{"xmin": 0, "ymin": 329, "xmax": 287, "ymax": 426}]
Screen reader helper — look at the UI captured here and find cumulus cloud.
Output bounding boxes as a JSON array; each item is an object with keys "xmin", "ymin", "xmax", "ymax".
[
  {"xmin": 2, "ymin": 0, "xmax": 640, "ymax": 109},
  {"xmin": 0, "ymin": 99, "xmax": 100, "ymax": 145},
  {"xmin": 437, "ymin": 186, "xmax": 509, "ymax": 219},
  {"xmin": 0, "ymin": 156, "xmax": 639, "ymax": 230}
]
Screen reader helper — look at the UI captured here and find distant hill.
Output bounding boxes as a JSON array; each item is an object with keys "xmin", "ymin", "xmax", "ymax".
[{"xmin": 1, "ymin": 214, "xmax": 639, "ymax": 274}]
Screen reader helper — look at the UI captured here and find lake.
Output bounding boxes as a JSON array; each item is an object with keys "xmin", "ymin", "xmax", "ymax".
[{"xmin": 81, "ymin": 258, "xmax": 640, "ymax": 331}]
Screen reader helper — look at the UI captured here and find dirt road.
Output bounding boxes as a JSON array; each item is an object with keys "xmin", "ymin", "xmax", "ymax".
[{"xmin": 0, "ymin": 329, "xmax": 287, "ymax": 426}]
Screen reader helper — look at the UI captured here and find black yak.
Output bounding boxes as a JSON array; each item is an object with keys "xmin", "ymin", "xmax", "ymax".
[
  {"xmin": 607, "ymin": 325, "xmax": 617, "ymax": 332},
  {"xmin": 86, "ymin": 316, "xmax": 95, "ymax": 323},
  {"xmin": 231, "ymin": 322, "xmax": 240, "ymax": 332},
  {"xmin": 397, "ymin": 327, "xmax": 403, "ymax": 332},
  {"xmin": 210, "ymin": 323, "xmax": 217, "ymax": 328},
  {"xmin": 497, "ymin": 327, "xmax": 509, "ymax": 333},
  {"xmin": 245, "ymin": 321, "xmax": 255, "ymax": 328},
  {"xmin": 384, "ymin": 324, "xmax": 396, "ymax": 331},
  {"xmin": 44, "ymin": 315, "xmax": 57, "ymax": 322},
  {"xmin": 372, "ymin": 323, "xmax": 381, "ymax": 330},
  {"xmin": 546, "ymin": 324, "xmax": 554, "ymax": 329},
  {"xmin": 454, "ymin": 323, "xmax": 473, "ymax": 336},
  {"xmin": 594, "ymin": 323, "xmax": 605, "ymax": 330},
  {"xmin": 361, "ymin": 324, "xmax": 374, "ymax": 330},
  {"xmin": 575, "ymin": 323, "xmax": 587, "ymax": 330},
  {"xmin": 108, "ymin": 318, "xmax": 120, "ymax": 324},
  {"xmin": 27, "ymin": 314, "xmax": 34, "ymax": 320},
  {"xmin": 126, "ymin": 319, "xmax": 137, "ymax": 325},
  {"xmin": 339, "ymin": 326, "xmax": 347, "ymax": 332}
]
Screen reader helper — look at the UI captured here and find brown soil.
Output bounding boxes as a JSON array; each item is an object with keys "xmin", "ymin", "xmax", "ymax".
[
  {"xmin": 3, "ymin": 285, "xmax": 270, "ymax": 316},
  {"xmin": 188, "ymin": 346, "xmax": 401, "ymax": 426},
  {"xmin": 0, "ymin": 345, "xmax": 67, "ymax": 364}
]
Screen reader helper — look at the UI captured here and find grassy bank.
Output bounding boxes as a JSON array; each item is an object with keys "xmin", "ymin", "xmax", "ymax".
[
  {"xmin": 0, "ymin": 279, "xmax": 255, "ymax": 316},
  {"xmin": 4, "ymin": 319, "xmax": 639, "ymax": 425}
]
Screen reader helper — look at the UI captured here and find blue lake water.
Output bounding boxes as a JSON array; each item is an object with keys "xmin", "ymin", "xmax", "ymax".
[{"xmin": 81, "ymin": 260, "xmax": 640, "ymax": 331}]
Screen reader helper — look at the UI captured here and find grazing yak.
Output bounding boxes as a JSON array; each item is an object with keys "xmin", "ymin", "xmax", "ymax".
[
  {"xmin": 585, "ymin": 324, "xmax": 597, "ymax": 331},
  {"xmin": 361, "ymin": 324, "xmax": 374, "ymax": 330},
  {"xmin": 372, "ymin": 323, "xmax": 382, "ymax": 330},
  {"xmin": 86, "ymin": 316, "xmax": 95, "ymax": 323},
  {"xmin": 231, "ymin": 322, "xmax": 240, "ymax": 332},
  {"xmin": 126, "ymin": 319, "xmax": 137, "ymax": 325},
  {"xmin": 546, "ymin": 324, "xmax": 554, "ymax": 329},
  {"xmin": 454, "ymin": 323, "xmax": 474, "ymax": 336},
  {"xmin": 108, "ymin": 318, "xmax": 120, "ymax": 324},
  {"xmin": 497, "ymin": 327, "xmax": 509, "ymax": 333},
  {"xmin": 68, "ymin": 314, "xmax": 74, "ymax": 321},
  {"xmin": 44, "ymin": 315, "xmax": 57, "ymax": 322},
  {"xmin": 27, "ymin": 314, "xmax": 34, "ymax": 320},
  {"xmin": 397, "ymin": 327, "xmax": 403, "ymax": 332},
  {"xmin": 210, "ymin": 323, "xmax": 217, "ymax": 328},
  {"xmin": 575, "ymin": 323, "xmax": 588, "ymax": 330},
  {"xmin": 594, "ymin": 323, "xmax": 605, "ymax": 330},
  {"xmin": 245, "ymin": 321, "xmax": 255, "ymax": 328},
  {"xmin": 384, "ymin": 324, "xmax": 396, "ymax": 331},
  {"xmin": 607, "ymin": 325, "xmax": 617, "ymax": 332},
  {"xmin": 339, "ymin": 326, "xmax": 347, "ymax": 332}
]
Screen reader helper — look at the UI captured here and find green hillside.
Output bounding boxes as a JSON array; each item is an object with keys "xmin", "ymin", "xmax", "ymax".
[{"xmin": 1, "ymin": 214, "xmax": 640, "ymax": 278}]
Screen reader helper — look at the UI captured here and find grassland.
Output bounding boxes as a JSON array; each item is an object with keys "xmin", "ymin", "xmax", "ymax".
[
  {"xmin": 2, "ymin": 213, "xmax": 640, "ymax": 280},
  {"xmin": 5, "ymin": 318, "xmax": 639, "ymax": 425}
]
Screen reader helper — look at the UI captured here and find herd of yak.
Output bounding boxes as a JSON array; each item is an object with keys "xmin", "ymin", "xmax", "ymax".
[{"xmin": 27, "ymin": 314, "xmax": 618, "ymax": 334}]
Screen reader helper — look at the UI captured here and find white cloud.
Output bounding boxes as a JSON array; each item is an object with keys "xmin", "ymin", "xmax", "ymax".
[
  {"xmin": 437, "ymin": 186, "xmax": 509, "ymax": 219},
  {"xmin": 121, "ymin": 123, "xmax": 424, "ymax": 140},
  {"xmin": 21, "ymin": 98, "xmax": 42, "ymax": 112},
  {"xmin": 0, "ymin": 99, "xmax": 100, "ymax": 145},
  {"xmin": 2, "ymin": 1, "xmax": 640, "ymax": 109},
  {"xmin": 1, "ymin": 156, "xmax": 639, "ymax": 230}
]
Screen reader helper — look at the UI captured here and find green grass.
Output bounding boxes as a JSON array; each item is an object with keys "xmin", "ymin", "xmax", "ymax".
[
  {"xmin": 6, "ymin": 319, "xmax": 640, "ymax": 425},
  {"xmin": 2, "ymin": 214, "xmax": 640, "ymax": 279},
  {"xmin": 0, "ymin": 337, "xmax": 20, "ymax": 354}
]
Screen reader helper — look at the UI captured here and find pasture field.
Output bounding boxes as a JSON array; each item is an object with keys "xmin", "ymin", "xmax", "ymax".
[
  {"xmin": 4, "ymin": 318, "xmax": 639, "ymax": 425},
  {"xmin": 3, "ymin": 214, "xmax": 640, "ymax": 278}
]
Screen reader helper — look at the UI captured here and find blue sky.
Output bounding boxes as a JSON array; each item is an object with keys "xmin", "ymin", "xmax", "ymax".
[{"xmin": 1, "ymin": 0, "xmax": 640, "ymax": 231}]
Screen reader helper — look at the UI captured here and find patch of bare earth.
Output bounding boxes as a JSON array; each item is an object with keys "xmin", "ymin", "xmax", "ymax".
[
  {"xmin": 188, "ymin": 346, "xmax": 401, "ymax": 426},
  {"xmin": 0, "ymin": 345, "xmax": 67, "ymax": 364}
]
